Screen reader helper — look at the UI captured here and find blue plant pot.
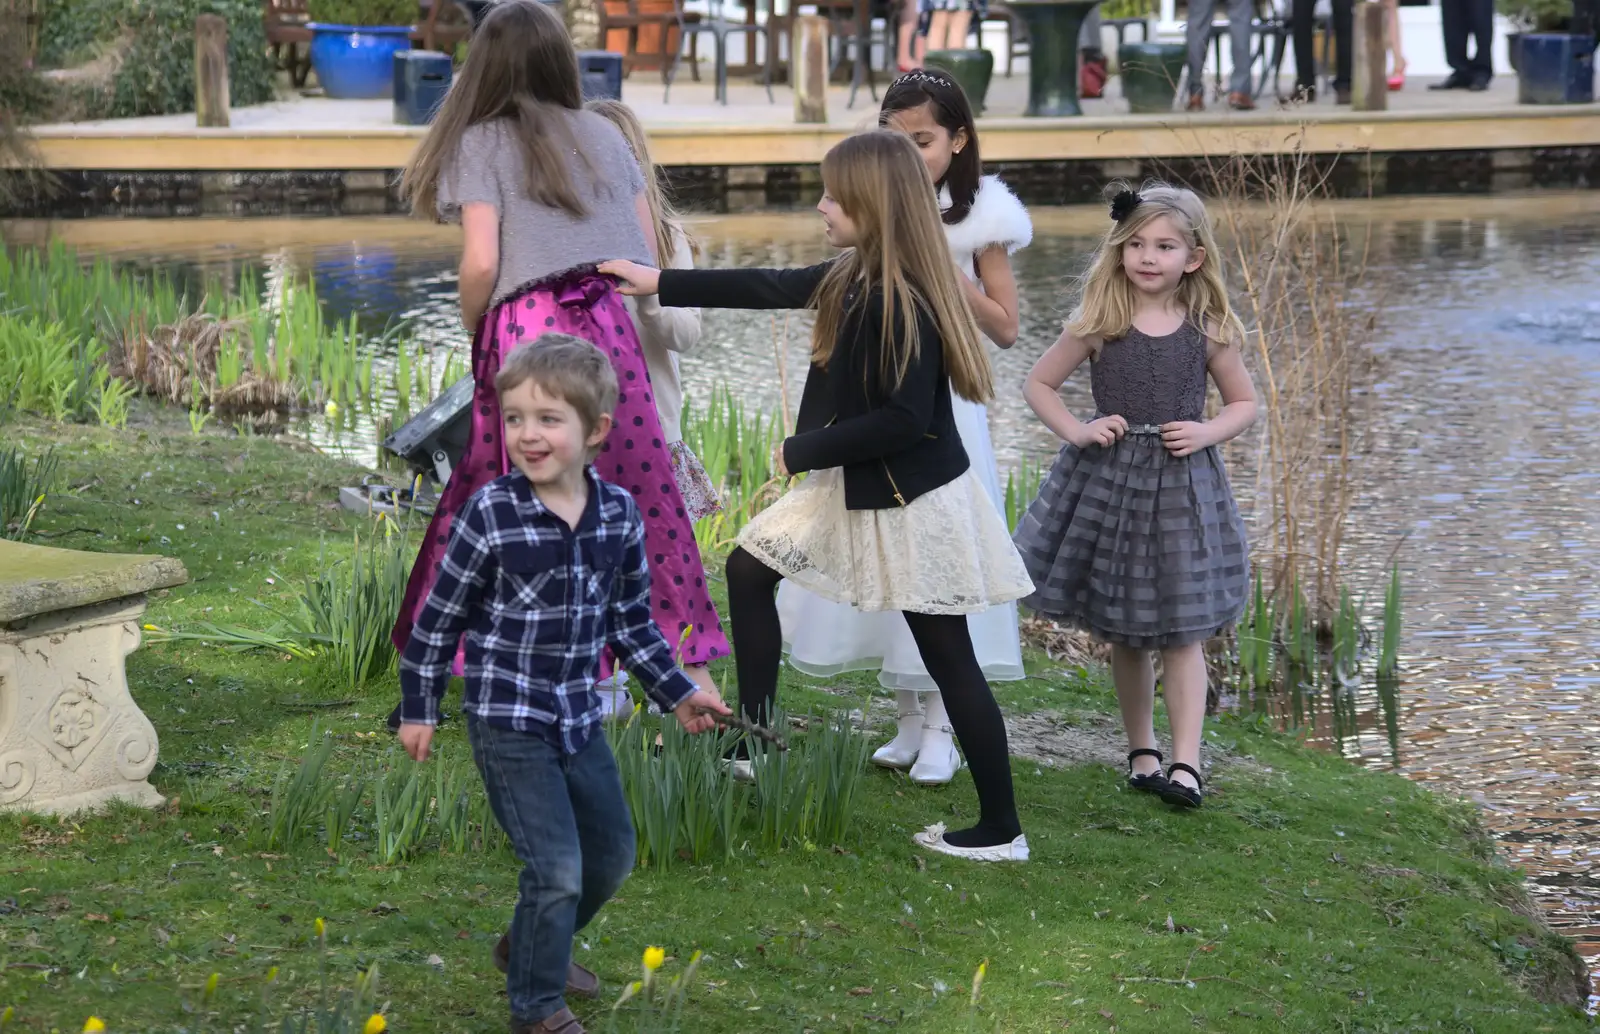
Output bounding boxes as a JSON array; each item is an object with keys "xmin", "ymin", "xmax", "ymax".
[
  {"xmin": 308, "ymin": 23, "xmax": 414, "ymax": 100},
  {"xmin": 1516, "ymin": 33, "xmax": 1596, "ymax": 104}
]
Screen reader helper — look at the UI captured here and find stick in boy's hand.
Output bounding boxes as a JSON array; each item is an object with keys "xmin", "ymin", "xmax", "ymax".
[
  {"xmin": 675, "ymin": 690, "xmax": 730, "ymax": 735},
  {"xmin": 699, "ymin": 708, "xmax": 789, "ymax": 751},
  {"xmin": 597, "ymin": 259, "xmax": 660, "ymax": 297}
]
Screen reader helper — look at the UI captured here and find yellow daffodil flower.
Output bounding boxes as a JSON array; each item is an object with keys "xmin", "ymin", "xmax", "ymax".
[
  {"xmin": 266, "ymin": 966, "xmax": 279, "ymax": 983},
  {"xmin": 325, "ymin": 400, "xmax": 340, "ymax": 419},
  {"xmin": 142, "ymin": 623, "xmax": 158, "ymax": 631},
  {"xmin": 642, "ymin": 945, "xmax": 665, "ymax": 972},
  {"xmin": 363, "ymin": 1014, "xmax": 388, "ymax": 1034},
  {"xmin": 970, "ymin": 960, "xmax": 987, "ymax": 1006},
  {"xmin": 83, "ymin": 1019, "xmax": 107, "ymax": 1033},
  {"xmin": 314, "ymin": 917, "xmax": 326, "ymax": 939}
]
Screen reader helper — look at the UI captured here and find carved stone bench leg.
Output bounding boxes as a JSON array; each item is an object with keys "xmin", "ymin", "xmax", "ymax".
[{"xmin": 0, "ymin": 595, "xmax": 163, "ymax": 815}]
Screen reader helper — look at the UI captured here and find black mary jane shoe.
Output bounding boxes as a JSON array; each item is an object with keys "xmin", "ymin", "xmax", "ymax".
[
  {"xmin": 1126, "ymin": 748, "xmax": 1170, "ymax": 794},
  {"xmin": 1160, "ymin": 762, "xmax": 1204, "ymax": 809}
]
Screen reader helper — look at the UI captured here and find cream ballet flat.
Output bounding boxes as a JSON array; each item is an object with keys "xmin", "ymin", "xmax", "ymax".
[{"xmin": 913, "ymin": 823, "xmax": 1030, "ymax": 862}]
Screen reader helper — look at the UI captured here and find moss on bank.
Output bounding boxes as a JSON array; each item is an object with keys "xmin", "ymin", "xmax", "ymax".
[{"xmin": 0, "ymin": 408, "xmax": 1590, "ymax": 1033}]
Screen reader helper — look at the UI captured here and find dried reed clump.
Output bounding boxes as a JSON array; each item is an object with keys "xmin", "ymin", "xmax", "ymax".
[
  {"xmin": 121, "ymin": 312, "xmax": 296, "ymax": 414},
  {"xmin": 1019, "ymin": 616, "xmax": 1109, "ymax": 669},
  {"xmin": 1190, "ymin": 141, "xmax": 1380, "ymax": 622}
]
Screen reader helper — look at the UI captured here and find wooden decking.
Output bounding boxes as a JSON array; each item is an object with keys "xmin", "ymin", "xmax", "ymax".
[{"xmin": 21, "ymin": 73, "xmax": 1600, "ymax": 171}]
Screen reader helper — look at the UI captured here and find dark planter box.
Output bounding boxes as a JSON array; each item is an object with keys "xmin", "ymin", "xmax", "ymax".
[
  {"xmin": 1516, "ymin": 33, "xmax": 1596, "ymax": 104},
  {"xmin": 394, "ymin": 50, "xmax": 453, "ymax": 125}
]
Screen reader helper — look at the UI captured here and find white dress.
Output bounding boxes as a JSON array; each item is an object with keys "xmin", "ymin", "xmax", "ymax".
[{"xmin": 776, "ymin": 176, "xmax": 1033, "ymax": 690}]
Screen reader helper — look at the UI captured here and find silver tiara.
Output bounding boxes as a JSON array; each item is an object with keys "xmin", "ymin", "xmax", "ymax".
[{"xmin": 892, "ymin": 70, "xmax": 951, "ymax": 89}]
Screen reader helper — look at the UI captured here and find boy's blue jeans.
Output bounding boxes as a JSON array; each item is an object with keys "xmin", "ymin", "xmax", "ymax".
[{"xmin": 467, "ymin": 716, "xmax": 635, "ymax": 1025}]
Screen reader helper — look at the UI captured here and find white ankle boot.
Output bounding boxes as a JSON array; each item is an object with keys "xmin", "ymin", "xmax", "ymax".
[
  {"xmin": 871, "ymin": 690, "xmax": 924, "ymax": 770},
  {"xmin": 909, "ymin": 692, "xmax": 960, "ymax": 785}
]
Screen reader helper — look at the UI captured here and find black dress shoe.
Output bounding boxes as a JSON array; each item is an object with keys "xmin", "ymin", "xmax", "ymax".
[
  {"xmin": 1429, "ymin": 74, "xmax": 1469, "ymax": 90},
  {"xmin": 1467, "ymin": 75, "xmax": 1491, "ymax": 92}
]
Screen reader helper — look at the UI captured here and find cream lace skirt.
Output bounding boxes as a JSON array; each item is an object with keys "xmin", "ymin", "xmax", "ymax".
[{"xmin": 738, "ymin": 467, "xmax": 1034, "ymax": 615}]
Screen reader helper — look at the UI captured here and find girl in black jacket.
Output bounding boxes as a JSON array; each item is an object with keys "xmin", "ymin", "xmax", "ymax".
[{"xmin": 602, "ymin": 131, "xmax": 1033, "ymax": 861}]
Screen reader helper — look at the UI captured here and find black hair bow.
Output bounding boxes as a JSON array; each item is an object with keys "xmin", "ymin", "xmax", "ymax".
[{"xmin": 1109, "ymin": 190, "xmax": 1142, "ymax": 223}]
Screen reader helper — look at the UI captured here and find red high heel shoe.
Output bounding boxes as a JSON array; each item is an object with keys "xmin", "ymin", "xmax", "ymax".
[{"xmin": 1387, "ymin": 72, "xmax": 1405, "ymax": 90}]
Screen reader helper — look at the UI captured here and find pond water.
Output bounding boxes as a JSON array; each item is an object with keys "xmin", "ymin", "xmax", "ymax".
[{"xmin": 6, "ymin": 193, "xmax": 1599, "ymax": 1007}]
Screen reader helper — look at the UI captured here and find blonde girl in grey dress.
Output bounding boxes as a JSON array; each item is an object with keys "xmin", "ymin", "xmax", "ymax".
[{"xmin": 1012, "ymin": 183, "xmax": 1257, "ymax": 810}]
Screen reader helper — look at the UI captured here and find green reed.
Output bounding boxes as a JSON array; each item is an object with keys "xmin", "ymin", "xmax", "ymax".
[
  {"xmin": 1004, "ymin": 459, "xmax": 1045, "ymax": 532},
  {"xmin": 273, "ymin": 522, "xmax": 412, "ymax": 691},
  {"xmin": 0, "ymin": 446, "xmax": 57, "ymax": 542},
  {"xmin": 1225, "ymin": 564, "xmax": 1405, "ymax": 758},
  {"xmin": 261, "ymin": 724, "xmax": 336, "ymax": 851},
  {"xmin": 373, "ymin": 759, "xmax": 433, "ymax": 864}
]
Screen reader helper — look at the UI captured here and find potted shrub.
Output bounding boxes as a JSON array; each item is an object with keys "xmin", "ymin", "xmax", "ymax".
[
  {"xmin": 1499, "ymin": 0, "xmax": 1593, "ymax": 103},
  {"xmin": 307, "ymin": 0, "xmax": 418, "ymax": 100},
  {"xmin": 1496, "ymin": 0, "xmax": 1571, "ymax": 71}
]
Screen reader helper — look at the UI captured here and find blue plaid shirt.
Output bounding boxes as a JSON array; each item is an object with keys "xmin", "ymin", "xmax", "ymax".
[{"xmin": 399, "ymin": 467, "xmax": 698, "ymax": 754}]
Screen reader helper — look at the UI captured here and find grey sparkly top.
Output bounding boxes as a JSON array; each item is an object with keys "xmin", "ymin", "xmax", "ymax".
[
  {"xmin": 438, "ymin": 111, "xmax": 652, "ymax": 306},
  {"xmin": 1089, "ymin": 321, "xmax": 1209, "ymax": 427}
]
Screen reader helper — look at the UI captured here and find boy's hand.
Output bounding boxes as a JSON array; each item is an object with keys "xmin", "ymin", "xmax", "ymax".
[
  {"xmin": 675, "ymin": 689, "xmax": 731, "ymax": 735},
  {"xmin": 597, "ymin": 260, "xmax": 661, "ymax": 296},
  {"xmin": 399, "ymin": 722, "xmax": 435, "ymax": 762}
]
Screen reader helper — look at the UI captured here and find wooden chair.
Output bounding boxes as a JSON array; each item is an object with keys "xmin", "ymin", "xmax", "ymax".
[
  {"xmin": 598, "ymin": 0, "xmax": 703, "ymax": 95},
  {"xmin": 264, "ymin": 0, "xmax": 313, "ymax": 86},
  {"xmin": 415, "ymin": 0, "xmax": 473, "ymax": 54}
]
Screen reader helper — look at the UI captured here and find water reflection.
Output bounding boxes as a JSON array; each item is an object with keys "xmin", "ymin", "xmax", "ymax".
[{"xmin": 6, "ymin": 195, "xmax": 1598, "ymax": 1005}]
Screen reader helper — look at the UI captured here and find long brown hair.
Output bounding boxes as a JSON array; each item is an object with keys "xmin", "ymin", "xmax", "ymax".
[
  {"xmin": 585, "ymin": 99, "xmax": 698, "ymax": 264},
  {"xmin": 400, "ymin": 0, "xmax": 594, "ymax": 220},
  {"xmin": 811, "ymin": 131, "xmax": 991, "ymax": 403},
  {"xmin": 1070, "ymin": 180, "xmax": 1246, "ymax": 351}
]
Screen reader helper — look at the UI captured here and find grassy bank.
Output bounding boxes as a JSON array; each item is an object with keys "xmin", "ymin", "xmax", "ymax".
[{"xmin": 0, "ymin": 409, "xmax": 1589, "ymax": 1033}]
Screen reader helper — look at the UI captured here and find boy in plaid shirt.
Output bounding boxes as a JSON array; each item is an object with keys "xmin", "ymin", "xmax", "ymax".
[{"xmin": 398, "ymin": 334, "xmax": 728, "ymax": 1034}]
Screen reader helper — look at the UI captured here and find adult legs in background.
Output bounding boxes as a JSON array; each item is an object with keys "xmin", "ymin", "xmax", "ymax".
[
  {"xmin": 1111, "ymin": 645, "xmax": 1161, "ymax": 778},
  {"xmin": 1433, "ymin": 0, "xmax": 1469, "ymax": 86},
  {"xmin": 925, "ymin": 9, "xmax": 953, "ymax": 51},
  {"xmin": 1223, "ymin": 0, "xmax": 1256, "ymax": 104},
  {"xmin": 1160, "ymin": 642, "xmax": 1208, "ymax": 791},
  {"xmin": 1291, "ymin": 0, "xmax": 1352, "ymax": 100},
  {"xmin": 947, "ymin": 6, "xmax": 973, "ymax": 47},
  {"xmin": 902, "ymin": 611, "xmax": 1021, "ymax": 847},
  {"xmin": 1184, "ymin": 0, "xmax": 1219, "ymax": 106},
  {"xmin": 1382, "ymin": 0, "xmax": 1406, "ymax": 84},
  {"xmin": 1462, "ymin": 0, "xmax": 1493, "ymax": 86},
  {"xmin": 896, "ymin": 0, "xmax": 924, "ymax": 70}
]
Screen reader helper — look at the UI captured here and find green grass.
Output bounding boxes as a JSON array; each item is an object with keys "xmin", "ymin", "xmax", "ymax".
[{"xmin": 0, "ymin": 408, "xmax": 1589, "ymax": 1034}]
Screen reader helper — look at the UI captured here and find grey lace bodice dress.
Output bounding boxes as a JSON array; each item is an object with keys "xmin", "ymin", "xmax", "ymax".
[{"xmin": 1012, "ymin": 321, "xmax": 1249, "ymax": 649}]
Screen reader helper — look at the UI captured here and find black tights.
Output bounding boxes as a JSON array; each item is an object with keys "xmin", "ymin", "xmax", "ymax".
[{"xmin": 725, "ymin": 547, "xmax": 1021, "ymax": 846}]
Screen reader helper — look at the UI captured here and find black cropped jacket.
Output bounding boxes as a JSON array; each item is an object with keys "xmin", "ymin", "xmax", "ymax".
[{"xmin": 658, "ymin": 262, "xmax": 969, "ymax": 511}]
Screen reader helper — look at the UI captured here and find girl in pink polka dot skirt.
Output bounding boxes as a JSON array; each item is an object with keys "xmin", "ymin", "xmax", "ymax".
[{"xmin": 388, "ymin": 2, "xmax": 728, "ymax": 710}]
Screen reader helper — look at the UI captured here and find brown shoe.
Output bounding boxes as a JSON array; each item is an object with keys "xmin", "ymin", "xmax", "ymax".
[
  {"xmin": 1185, "ymin": 92, "xmax": 1205, "ymax": 111},
  {"xmin": 493, "ymin": 935, "xmax": 600, "ymax": 999},
  {"xmin": 1335, "ymin": 87, "xmax": 1352, "ymax": 104},
  {"xmin": 511, "ymin": 1007, "xmax": 586, "ymax": 1034},
  {"xmin": 1227, "ymin": 91, "xmax": 1256, "ymax": 111}
]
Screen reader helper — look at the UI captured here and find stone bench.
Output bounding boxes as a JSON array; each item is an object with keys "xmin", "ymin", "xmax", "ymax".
[{"xmin": 0, "ymin": 539, "xmax": 188, "ymax": 815}]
